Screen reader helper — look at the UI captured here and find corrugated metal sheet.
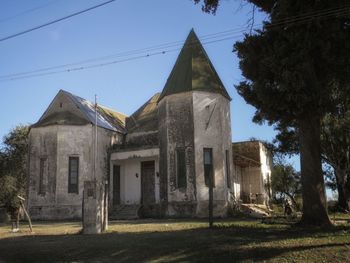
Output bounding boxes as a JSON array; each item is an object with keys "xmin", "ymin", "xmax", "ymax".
[{"xmin": 63, "ymin": 90, "xmax": 127, "ymax": 133}]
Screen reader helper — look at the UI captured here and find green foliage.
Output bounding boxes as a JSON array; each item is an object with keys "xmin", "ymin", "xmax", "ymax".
[
  {"xmin": 273, "ymin": 92, "xmax": 350, "ymax": 210},
  {"xmin": 0, "ymin": 125, "xmax": 29, "ymax": 210},
  {"xmin": 0, "ymin": 176, "xmax": 22, "ymax": 210},
  {"xmin": 271, "ymin": 162, "xmax": 301, "ymax": 209},
  {"xmin": 195, "ymin": 0, "xmax": 350, "ymax": 224},
  {"xmin": 193, "ymin": 0, "xmax": 220, "ymax": 14}
]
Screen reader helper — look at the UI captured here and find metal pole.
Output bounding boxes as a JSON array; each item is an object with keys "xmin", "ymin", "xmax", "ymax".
[
  {"xmin": 94, "ymin": 94, "xmax": 97, "ymax": 181},
  {"xmin": 209, "ymin": 169, "xmax": 213, "ymax": 228}
]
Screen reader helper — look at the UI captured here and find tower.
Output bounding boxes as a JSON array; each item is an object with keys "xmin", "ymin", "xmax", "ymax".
[{"xmin": 158, "ymin": 29, "xmax": 233, "ymax": 217}]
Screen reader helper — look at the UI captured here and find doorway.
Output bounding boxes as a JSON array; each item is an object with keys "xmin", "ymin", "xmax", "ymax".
[{"xmin": 141, "ymin": 161, "xmax": 155, "ymax": 204}]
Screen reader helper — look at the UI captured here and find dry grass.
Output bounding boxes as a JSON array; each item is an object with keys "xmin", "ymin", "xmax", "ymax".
[{"xmin": 0, "ymin": 217, "xmax": 349, "ymax": 262}]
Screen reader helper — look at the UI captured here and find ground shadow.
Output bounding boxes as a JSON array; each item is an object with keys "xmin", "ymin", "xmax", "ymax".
[{"xmin": 0, "ymin": 220, "xmax": 349, "ymax": 263}]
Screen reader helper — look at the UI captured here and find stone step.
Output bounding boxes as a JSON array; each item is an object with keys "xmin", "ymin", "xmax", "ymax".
[{"xmin": 109, "ymin": 205, "xmax": 141, "ymax": 220}]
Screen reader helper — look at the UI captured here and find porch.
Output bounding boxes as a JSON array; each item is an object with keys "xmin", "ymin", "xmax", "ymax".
[{"xmin": 109, "ymin": 148, "xmax": 160, "ymax": 217}]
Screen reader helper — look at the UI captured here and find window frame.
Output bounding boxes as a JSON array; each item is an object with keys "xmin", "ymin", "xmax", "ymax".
[
  {"xmin": 68, "ymin": 156, "xmax": 79, "ymax": 194},
  {"xmin": 203, "ymin": 148, "xmax": 215, "ymax": 187},
  {"xmin": 38, "ymin": 157, "xmax": 47, "ymax": 195},
  {"xmin": 225, "ymin": 150, "xmax": 231, "ymax": 188},
  {"xmin": 176, "ymin": 148, "xmax": 187, "ymax": 189}
]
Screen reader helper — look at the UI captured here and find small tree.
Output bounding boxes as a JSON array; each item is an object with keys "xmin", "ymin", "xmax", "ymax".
[
  {"xmin": 0, "ymin": 125, "xmax": 29, "ymax": 214},
  {"xmin": 271, "ymin": 162, "xmax": 301, "ymax": 210}
]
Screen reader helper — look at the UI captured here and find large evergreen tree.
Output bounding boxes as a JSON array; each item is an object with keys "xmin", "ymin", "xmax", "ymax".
[
  {"xmin": 194, "ymin": 0, "xmax": 350, "ymax": 225},
  {"xmin": 273, "ymin": 98, "xmax": 350, "ymax": 212}
]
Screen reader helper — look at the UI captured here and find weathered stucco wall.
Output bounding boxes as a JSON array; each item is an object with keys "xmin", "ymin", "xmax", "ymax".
[
  {"xmin": 238, "ymin": 143, "xmax": 272, "ymax": 205},
  {"xmin": 192, "ymin": 91, "xmax": 233, "ymax": 217},
  {"xmin": 28, "ymin": 126, "xmax": 58, "ymax": 217},
  {"xmin": 240, "ymin": 166, "xmax": 263, "ymax": 202},
  {"xmin": 28, "ymin": 124, "xmax": 121, "ymax": 220},
  {"xmin": 158, "ymin": 92, "xmax": 197, "ymax": 217}
]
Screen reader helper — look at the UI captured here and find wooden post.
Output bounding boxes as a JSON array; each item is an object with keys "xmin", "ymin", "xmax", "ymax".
[
  {"xmin": 17, "ymin": 196, "xmax": 33, "ymax": 233},
  {"xmin": 209, "ymin": 171, "xmax": 213, "ymax": 228}
]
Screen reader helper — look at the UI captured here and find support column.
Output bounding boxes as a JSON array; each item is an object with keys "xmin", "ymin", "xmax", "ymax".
[{"xmin": 82, "ymin": 180, "xmax": 108, "ymax": 234}]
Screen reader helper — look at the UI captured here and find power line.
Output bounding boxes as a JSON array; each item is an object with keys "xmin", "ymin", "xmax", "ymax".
[
  {"xmin": 0, "ymin": 34, "xmax": 244, "ymax": 82},
  {"xmin": 0, "ymin": 0, "xmax": 59, "ymax": 24},
  {"xmin": 0, "ymin": 0, "xmax": 57, "ymax": 24},
  {"xmin": 0, "ymin": 0, "xmax": 117, "ymax": 42},
  {"xmin": 0, "ymin": 28, "xmax": 248, "ymax": 80},
  {"xmin": 1, "ymin": 4, "xmax": 349, "ymax": 81}
]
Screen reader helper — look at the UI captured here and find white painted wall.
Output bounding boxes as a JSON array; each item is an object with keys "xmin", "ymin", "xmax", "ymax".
[
  {"xmin": 110, "ymin": 148, "xmax": 159, "ymax": 205},
  {"xmin": 192, "ymin": 91, "xmax": 233, "ymax": 215},
  {"xmin": 232, "ymin": 164, "xmax": 242, "ymax": 200},
  {"xmin": 259, "ymin": 142, "xmax": 272, "ymax": 203}
]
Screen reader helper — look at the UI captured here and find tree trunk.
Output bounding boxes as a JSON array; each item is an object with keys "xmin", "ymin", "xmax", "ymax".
[
  {"xmin": 299, "ymin": 115, "xmax": 332, "ymax": 226},
  {"xmin": 285, "ymin": 193, "xmax": 299, "ymax": 211},
  {"xmin": 335, "ymin": 168, "xmax": 350, "ymax": 212}
]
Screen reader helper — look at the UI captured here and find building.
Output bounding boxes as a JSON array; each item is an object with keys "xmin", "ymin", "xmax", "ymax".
[
  {"xmin": 27, "ymin": 30, "xmax": 272, "ymax": 220},
  {"xmin": 232, "ymin": 141, "xmax": 272, "ymax": 206}
]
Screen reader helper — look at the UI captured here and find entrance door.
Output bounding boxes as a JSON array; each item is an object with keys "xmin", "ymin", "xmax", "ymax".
[
  {"xmin": 113, "ymin": 165, "xmax": 120, "ymax": 206},
  {"xmin": 141, "ymin": 161, "xmax": 155, "ymax": 204}
]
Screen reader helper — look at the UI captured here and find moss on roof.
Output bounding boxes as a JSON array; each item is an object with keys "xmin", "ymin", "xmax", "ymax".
[
  {"xmin": 158, "ymin": 29, "xmax": 231, "ymax": 101},
  {"xmin": 126, "ymin": 93, "xmax": 160, "ymax": 133}
]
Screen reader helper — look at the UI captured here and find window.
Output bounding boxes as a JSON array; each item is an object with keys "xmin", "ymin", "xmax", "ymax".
[
  {"xmin": 225, "ymin": 150, "xmax": 231, "ymax": 188},
  {"xmin": 38, "ymin": 157, "xmax": 47, "ymax": 195},
  {"xmin": 203, "ymin": 148, "xmax": 214, "ymax": 187},
  {"xmin": 68, "ymin": 157, "xmax": 79, "ymax": 194},
  {"xmin": 176, "ymin": 148, "xmax": 187, "ymax": 188}
]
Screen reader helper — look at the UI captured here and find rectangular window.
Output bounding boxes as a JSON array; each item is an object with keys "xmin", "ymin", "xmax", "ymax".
[
  {"xmin": 38, "ymin": 157, "xmax": 47, "ymax": 195},
  {"xmin": 203, "ymin": 148, "xmax": 214, "ymax": 187},
  {"xmin": 225, "ymin": 150, "xmax": 231, "ymax": 188},
  {"xmin": 176, "ymin": 148, "xmax": 187, "ymax": 188},
  {"xmin": 68, "ymin": 157, "xmax": 79, "ymax": 194}
]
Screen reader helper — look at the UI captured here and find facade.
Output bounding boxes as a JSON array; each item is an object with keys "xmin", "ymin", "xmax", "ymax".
[
  {"xmin": 27, "ymin": 90, "xmax": 126, "ymax": 219},
  {"xmin": 27, "ymin": 30, "xmax": 272, "ymax": 220}
]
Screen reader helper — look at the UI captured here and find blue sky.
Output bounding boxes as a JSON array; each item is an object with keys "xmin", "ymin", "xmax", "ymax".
[{"xmin": 0, "ymin": 0, "xmax": 301, "ymax": 169}]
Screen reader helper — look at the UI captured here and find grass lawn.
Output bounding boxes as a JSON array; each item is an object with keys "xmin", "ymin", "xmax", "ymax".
[{"xmin": 0, "ymin": 216, "xmax": 349, "ymax": 263}]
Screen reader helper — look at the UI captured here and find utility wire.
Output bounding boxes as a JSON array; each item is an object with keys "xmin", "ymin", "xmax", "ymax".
[
  {"xmin": 0, "ymin": 28, "xmax": 248, "ymax": 79},
  {"xmin": 1, "ymin": 4, "xmax": 349, "ymax": 81},
  {"xmin": 0, "ymin": 0, "xmax": 59, "ymax": 24},
  {"xmin": 0, "ymin": 34, "xmax": 244, "ymax": 82},
  {"xmin": 0, "ymin": 0, "xmax": 116, "ymax": 42}
]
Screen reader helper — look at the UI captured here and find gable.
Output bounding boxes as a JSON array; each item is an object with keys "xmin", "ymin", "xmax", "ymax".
[
  {"xmin": 33, "ymin": 91, "xmax": 89, "ymax": 128},
  {"xmin": 33, "ymin": 90, "xmax": 127, "ymax": 133}
]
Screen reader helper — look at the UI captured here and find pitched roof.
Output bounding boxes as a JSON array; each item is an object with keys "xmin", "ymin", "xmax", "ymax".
[
  {"xmin": 232, "ymin": 141, "xmax": 261, "ymax": 167},
  {"xmin": 158, "ymin": 29, "xmax": 231, "ymax": 101},
  {"xmin": 34, "ymin": 90, "xmax": 127, "ymax": 133},
  {"xmin": 126, "ymin": 92, "xmax": 160, "ymax": 133}
]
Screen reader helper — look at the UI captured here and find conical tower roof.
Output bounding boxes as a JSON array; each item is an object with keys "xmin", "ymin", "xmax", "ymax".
[{"xmin": 158, "ymin": 29, "xmax": 231, "ymax": 101}]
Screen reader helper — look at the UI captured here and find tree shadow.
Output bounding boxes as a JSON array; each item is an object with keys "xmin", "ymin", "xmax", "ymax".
[{"xmin": 0, "ymin": 221, "xmax": 349, "ymax": 263}]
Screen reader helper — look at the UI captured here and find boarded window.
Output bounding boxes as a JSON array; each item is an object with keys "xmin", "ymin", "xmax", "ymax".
[
  {"xmin": 225, "ymin": 150, "xmax": 231, "ymax": 188},
  {"xmin": 204, "ymin": 148, "xmax": 214, "ymax": 187},
  {"xmin": 38, "ymin": 157, "xmax": 47, "ymax": 195},
  {"xmin": 176, "ymin": 149, "xmax": 187, "ymax": 188},
  {"xmin": 68, "ymin": 157, "xmax": 79, "ymax": 194}
]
